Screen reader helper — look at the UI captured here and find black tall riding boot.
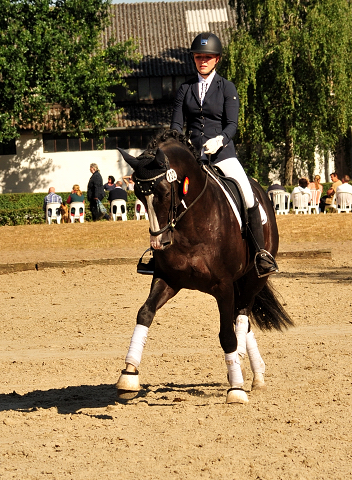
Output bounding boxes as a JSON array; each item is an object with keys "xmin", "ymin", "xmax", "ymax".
[{"xmin": 247, "ymin": 203, "xmax": 279, "ymax": 277}]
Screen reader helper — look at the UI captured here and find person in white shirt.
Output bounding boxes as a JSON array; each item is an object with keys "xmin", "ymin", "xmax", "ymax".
[
  {"xmin": 291, "ymin": 178, "xmax": 312, "ymax": 201},
  {"xmin": 336, "ymin": 175, "xmax": 352, "ymax": 194}
]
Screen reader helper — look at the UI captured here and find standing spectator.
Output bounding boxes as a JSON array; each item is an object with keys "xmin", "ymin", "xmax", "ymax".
[
  {"xmin": 336, "ymin": 175, "xmax": 352, "ymax": 194},
  {"xmin": 87, "ymin": 163, "xmax": 110, "ymax": 221},
  {"xmin": 104, "ymin": 176, "xmax": 116, "ymax": 191},
  {"xmin": 319, "ymin": 172, "xmax": 342, "ymax": 213},
  {"xmin": 43, "ymin": 187, "xmax": 62, "ymax": 213},
  {"xmin": 123, "ymin": 174, "xmax": 135, "ymax": 191},
  {"xmin": 308, "ymin": 175, "xmax": 323, "ymax": 193}
]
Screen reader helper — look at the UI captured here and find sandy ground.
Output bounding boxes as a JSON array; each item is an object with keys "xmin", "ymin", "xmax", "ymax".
[{"xmin": 0, "ymin": 215, "xmax": 351, "ymax": 479}]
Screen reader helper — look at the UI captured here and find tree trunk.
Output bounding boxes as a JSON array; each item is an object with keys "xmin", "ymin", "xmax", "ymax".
[{"xmin": 284, "ymin": 126, "xmax": 294, "ymax": 185}]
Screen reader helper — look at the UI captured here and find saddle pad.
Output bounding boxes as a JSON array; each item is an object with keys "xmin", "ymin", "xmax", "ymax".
[{"xmin": 204, "ymin": 167, "xmax": 267, "ymax": 228}]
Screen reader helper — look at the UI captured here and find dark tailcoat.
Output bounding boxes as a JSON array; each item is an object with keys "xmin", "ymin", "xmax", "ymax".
[{"xmin": 171, "ymin": 72, "xmax": 239, "ymax": 163}]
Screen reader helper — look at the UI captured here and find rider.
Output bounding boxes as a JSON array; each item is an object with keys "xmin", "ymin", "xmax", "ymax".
[{"xmin": 137, "ymin": 32, "xmax": 278, "ymax": 277}]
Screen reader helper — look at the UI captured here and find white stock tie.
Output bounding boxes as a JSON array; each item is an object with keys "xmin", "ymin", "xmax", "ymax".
[{"xmin": 200, "ymin": 81, "xmax": 208, "ymax": 105}]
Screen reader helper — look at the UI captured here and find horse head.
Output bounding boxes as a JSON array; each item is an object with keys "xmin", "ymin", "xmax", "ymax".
[{"xmin": 118, "ymin": 131, "xmax": 205, "ymax": 250}]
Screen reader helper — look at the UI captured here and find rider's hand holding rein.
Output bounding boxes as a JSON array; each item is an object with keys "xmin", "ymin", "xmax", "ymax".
[{"xmin": 204, "ymin": 135, "xmax": 224, "ymax": 155}]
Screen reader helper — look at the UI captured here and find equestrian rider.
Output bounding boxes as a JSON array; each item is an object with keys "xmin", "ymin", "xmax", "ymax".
[{"xmin": 137, "ymin": 32, "xmax": 277, "ymax": 277}]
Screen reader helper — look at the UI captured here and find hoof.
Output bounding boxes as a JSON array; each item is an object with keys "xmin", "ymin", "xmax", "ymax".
[
  {"xmin": 116, "ymin": 369, "xmax": 140, "ymax": 396},
  {"xmin": 226, "ymin": 387, "xmax": 248, "ymax": 404},
  {"xmin": 251, "ymin": 373, "xmax": 267, "ymax": 392},
  {"xmin": 117, "ymin": 389, "xmax": 140, "ymax": 400}
]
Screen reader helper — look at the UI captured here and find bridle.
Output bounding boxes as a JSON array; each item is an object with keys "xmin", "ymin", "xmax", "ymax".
[{"xmin": 134, "ymin": 155, "xmax": 208, "ymax": 237}]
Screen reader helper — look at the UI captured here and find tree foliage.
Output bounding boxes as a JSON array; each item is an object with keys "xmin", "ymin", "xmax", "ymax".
[
  {"xmin": 221, "ymin": 0, "xmax": 352, "ymax": 184},
  {"xmin": 0, "ymin": 0, "xmax": 140, "ymax": 142}
]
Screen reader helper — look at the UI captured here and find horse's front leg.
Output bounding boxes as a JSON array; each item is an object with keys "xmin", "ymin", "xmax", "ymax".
[
  {"xmin": 117, "ymin": 277, "xmax": 179, "ymax": 397},
  {"xmin": 217, "ymin": 287, "xmax": 248, "ymax": 404}
]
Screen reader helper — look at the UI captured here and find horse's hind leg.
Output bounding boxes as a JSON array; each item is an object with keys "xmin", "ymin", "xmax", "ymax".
[
  {"xmin": 234, "ymin": 313, "xmax": 266, "ymax": 391},
  {"xmin": 117, "ymin": 278, "xmax": 178, "ymax": 397}
]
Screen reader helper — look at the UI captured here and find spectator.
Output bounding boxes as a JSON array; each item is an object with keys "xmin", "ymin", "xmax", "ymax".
[
  {"xmin": 308, "ymin": 175, "xmax": 323, "ymax": 193},
  {"xmin": 319, "ymin": 172, "xmax": 342, "ymax": 213},
  {"xmin": 123, "ymin": 174, "xmax": 135, "ymax": 191},
  {"xmin": 43, "ymin": 186, "xmax": 62, "ymax": 213},
  {"xmin": 291, "ymin": 178, "xmax": 312, "ymax": 201},
  {"xmin": 267, "ymin": 183, "xmax": 286, "ymax": 193},
  {"xmin": 66, "ymin": 184, "xmax": 85, "ymax": 204},
  {"xmin": 108, "ymin": 181, "xmax": 128, "ymax": 203},
  {"xmin": 336, "ymin": 175, "xmax": 352, "ymax": 194},
  {"xmin": 87, "ymin": 163, "xmax": 110, "ymax": 221},
  {"xmin": 104, "ymin": 175, "xmax": 116, "ymax": 191}
]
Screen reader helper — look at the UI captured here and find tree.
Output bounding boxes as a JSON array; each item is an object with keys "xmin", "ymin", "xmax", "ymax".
[
  {"xmin": 221, "ymin": 0, "xmax": 352, "ymax": 184},
  {"xmin": 0, "ymin": 0, "xmax": 140, "ymax": 143}
]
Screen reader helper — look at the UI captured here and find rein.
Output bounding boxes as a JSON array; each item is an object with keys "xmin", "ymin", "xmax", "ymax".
[{"xmin": 136, "ymin": 158, "xmax": 209, "ymax": 237}]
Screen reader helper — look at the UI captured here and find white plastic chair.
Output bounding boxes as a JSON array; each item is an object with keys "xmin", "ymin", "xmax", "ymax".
[
  {"xmin": 46, "ymin": 202, "xmax": 62, "ymax": 224},
  {"xmin": 308, "ymin": 190, "xmax": 321, "ymax": 214},
  {"xmin": 324, "ymin": 193, "xmax": 337, "ymax": 213},
  {"xmin": 267, "ymin": 190, "xmax": 290, "ymax": 215},
  {"xmin": 69, "ymin": 202, "xmax": 85, "ymax": 223},
  {"xmin": 291, "ymin": 192, "xmax": 310, "ymax": 214},
  {"xmin": 134, "ymin": 199, "xmax": 149, "ymax": 220},
  {"xmin": 336, "ymin": 191, "xmax": 352, "ymax": 213},
  {"xmin": 111, "ymin": 199, "xmax": 127, "ymax": 221}
]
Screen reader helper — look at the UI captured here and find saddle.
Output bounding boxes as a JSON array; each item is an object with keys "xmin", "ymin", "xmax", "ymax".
[{"xmin": 204, "ymin": 163, "xmax": 248, "ymax": 235}]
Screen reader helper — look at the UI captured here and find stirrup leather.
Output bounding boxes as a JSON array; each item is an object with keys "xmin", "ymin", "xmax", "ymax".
[{"xmin": 254, "ymin": 250, "xmax": 279, "ymax": 278}]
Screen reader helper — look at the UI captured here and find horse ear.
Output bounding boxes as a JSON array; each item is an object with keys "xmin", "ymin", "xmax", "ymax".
[
  {"xmin": 154, "ymin": 148, "xmax": 166, "ymax": 168},
  {"xmin": 117, "ymin": 148, "xmax": 139, "ymax": 170}
]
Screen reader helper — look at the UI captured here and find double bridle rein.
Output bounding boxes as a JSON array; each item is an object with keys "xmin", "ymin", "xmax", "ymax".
[{"xmin": 134, "ymin": 156, "xmax": 208, "ymax": 237}]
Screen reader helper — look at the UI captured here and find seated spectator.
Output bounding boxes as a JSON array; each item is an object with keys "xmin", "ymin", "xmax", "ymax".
[
  {"xmin": 267, "ymin": 183, "xmax": 286, "ymax": 193},
  {"xmin": 108, "ymin": 181, "xmax": 128, "ymax": 203},
  {"xmin": 291, "ymin": 178, "xmax": 312, "ymax": 201},
  {"xmin": 123, "ymin": 174, "xmax": 135, "ymax": 191},
  {"xmin": 319, "ymin": 172, "xmax": 342, "ymax": 213},
  {"xmin": 66, "ymin": 184, "xmax": 85, "ymax": 204},
  {"xmin": 336, "ymin": 175, "xmax": 352, "ymax": 194},
  {"xmin": 308, "ymin": 175, "xmax": 323, "ymax": 193},
  {"xmin": 104, "ymin": 176, "xmax": 116, "ymax": 191},
  {"xmin": 43, "ymin": 187, "xmax": 62, "ymax": 212}
]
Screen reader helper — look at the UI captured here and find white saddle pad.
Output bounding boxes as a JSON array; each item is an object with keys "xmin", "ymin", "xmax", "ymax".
[{"xmin": 204, "ymin": 167, "xmax": 267, "ymax": 229}]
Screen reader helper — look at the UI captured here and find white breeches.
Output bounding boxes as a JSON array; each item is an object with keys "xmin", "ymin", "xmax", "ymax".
[{"xmin": 216, "ymin": 157, "xmax": 255, "ymax": 208}]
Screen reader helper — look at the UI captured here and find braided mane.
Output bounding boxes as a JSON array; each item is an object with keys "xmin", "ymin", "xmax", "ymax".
[{"xmin": 145, "ymin": 129, "xmax": 202, "ymax": 166}]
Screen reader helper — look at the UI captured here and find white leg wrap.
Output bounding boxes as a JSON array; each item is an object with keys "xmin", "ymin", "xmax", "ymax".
[
  {"xmin": 247, "ymin": 330, "xmax": 265, "ymax": 374},
  {"xmin": 225, "ymin": 351, "xmax": 244, "ymax": 387},
  {"xmin": 125, "ymin": 324, "xmax": 149, "ymax": 368},
  {"xmin": 235, "ymin": 315, "xmax": 248, "ymax": 357}
]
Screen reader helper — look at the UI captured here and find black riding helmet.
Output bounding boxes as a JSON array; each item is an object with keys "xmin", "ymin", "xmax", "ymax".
[{"xmin": 190, "ymin": 32, "xmax": 222, "ymax": 56}]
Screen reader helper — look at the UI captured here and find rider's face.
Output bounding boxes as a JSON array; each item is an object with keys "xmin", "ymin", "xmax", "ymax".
[{"xmin": 193, "ymin": 54, "xmax": 219, "ymax": 78}]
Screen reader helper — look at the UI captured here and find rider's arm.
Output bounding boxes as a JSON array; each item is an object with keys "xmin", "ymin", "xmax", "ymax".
[
  {"xmin": 170, "ymin": 83, "xmax": 188, "ymax": 133},
  {"xmin": 221, "ymin": 80, "xmax": 240, "ymax": 146}
]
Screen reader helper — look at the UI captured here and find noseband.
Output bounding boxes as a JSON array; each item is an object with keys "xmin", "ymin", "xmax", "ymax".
[{"xmin": 134, "ymin": 155, "xmax": 208, "ymax": 237}]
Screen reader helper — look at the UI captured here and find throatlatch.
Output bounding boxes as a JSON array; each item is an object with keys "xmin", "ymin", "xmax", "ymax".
[{"xmin": 247, "ymin": 202, "xmax": 279, "ymax": 278}]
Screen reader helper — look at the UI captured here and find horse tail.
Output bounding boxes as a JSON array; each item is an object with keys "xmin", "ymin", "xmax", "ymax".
[{"xmin": 250, "ymin": 280, "xmax": 294, "ymax": 331}]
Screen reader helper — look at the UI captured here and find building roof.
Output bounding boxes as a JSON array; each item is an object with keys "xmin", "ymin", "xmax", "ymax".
[{"xmin": 104, "ymin": 0, "xmax": 237, "ymax": 77}]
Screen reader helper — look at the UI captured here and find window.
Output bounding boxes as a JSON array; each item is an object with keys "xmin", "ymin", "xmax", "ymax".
[
  {"xmin": 0, "ymin": 139, "xmax": 16, "ymax": 155},
  {"xmin": 43, "ymin": 129, "xmax": 158, "ymax": 153}
]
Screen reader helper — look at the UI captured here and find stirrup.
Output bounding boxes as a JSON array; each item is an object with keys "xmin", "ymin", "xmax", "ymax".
[
  {"xmin": 254, "ymin": 250, "xmax": 279, "ymax": 278},
  {"xmin": 136, "ymin": 248, "xmax": 155, "ymax": 275}
]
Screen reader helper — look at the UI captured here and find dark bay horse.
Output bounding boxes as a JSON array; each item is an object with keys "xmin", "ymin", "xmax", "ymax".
[{"xmin": 117, "ymin": 130, "xmax": 293, "ymax": 404}]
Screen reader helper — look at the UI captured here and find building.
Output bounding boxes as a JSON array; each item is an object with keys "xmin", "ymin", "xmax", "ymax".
[{"xmin": 0, "ymin": 0, "xmax": 236, "ymax": 193}]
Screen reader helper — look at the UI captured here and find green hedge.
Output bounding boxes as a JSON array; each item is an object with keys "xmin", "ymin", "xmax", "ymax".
[{"xmin": 0, "ymin": 191, "xmax": 138, "ymax": 226}]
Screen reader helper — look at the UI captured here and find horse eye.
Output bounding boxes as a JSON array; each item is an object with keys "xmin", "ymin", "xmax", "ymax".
[{"xmin": 165, "ymin": 191, "xmax": 170, "ymax": 198}]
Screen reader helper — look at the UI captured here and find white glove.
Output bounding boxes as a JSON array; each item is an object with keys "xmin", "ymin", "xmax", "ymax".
[{"xmin": 203, "ymin": 135, "xmax": 224, "ymax": 155}]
